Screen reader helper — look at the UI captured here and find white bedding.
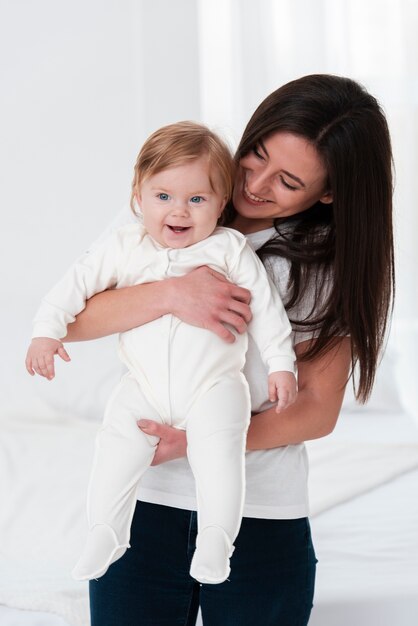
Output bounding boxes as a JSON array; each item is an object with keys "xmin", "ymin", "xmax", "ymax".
[
  {"xmin": 308, "ymin": 411, "xmax": 418, "ymax": 625},
  {"xmin": 0, "ymin": 606, "xmax": 70, "ymax": 626},
  {"xmin": 1, "ymin": 408, "xmax": 418, "ymax": 626},
  {"xmin": 310, "ymin": 468, "xmax": 418, "ymax": 625},
  {"xmin": 0, "ymin": 407, "xmax": 94, "ymax": 626}
]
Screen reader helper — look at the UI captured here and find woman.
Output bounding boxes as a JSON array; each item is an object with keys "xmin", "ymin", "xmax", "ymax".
[{"xmin": 66, "ymin": 74, "xmax": 394, "ymax": 625}]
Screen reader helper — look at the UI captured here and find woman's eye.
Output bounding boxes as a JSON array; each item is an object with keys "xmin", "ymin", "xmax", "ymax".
[
  {"xmin": 190, "ymin": 196, "xmax": 204, "ymax": 204},
  {"xmin": 280, "ymin": 177, "xmax": 298, "ymax": 191},
  {"xmin": 158, "ymin": 193, "xmax": 170, "ymax": 201},
  {"xmin": 253, "ymin": 146, "xmax": 265, "ymax": 160}
]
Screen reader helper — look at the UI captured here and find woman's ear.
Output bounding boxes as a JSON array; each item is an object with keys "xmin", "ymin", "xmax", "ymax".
[{"xmin": 319, "ymin": 190, "xmax": 333, "ymax": 204}]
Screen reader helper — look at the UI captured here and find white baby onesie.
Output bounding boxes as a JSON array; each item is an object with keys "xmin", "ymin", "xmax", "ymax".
[{"xmin": 32, "ymin": 224, "xmax": 295, "ymax": 584}]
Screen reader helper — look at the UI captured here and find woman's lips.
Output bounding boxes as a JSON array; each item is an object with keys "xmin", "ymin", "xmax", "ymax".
[{"xmin": 243, "ymin": 184, "xmax": 269, "ymax": 204}]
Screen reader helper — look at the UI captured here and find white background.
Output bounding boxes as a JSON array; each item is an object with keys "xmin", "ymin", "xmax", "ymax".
[
  {"xmin": 1, "ymin": 3, "xmax": 418, "ymax": 625},
  {"xmin": 1, "ymin": 0, "xmax": 417, "ymax": 418}
]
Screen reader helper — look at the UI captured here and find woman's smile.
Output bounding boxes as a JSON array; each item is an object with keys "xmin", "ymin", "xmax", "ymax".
[
  {"xmin": 243, "ymin": 184, "xmax": 270, "ymax": 204},
  {"xmin": 232, "ymin": 132, "xmax": 333, "ymax": 233}
]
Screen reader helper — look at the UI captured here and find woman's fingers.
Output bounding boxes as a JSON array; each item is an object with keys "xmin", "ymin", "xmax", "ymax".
[
  {"xmin": 197, "ymin": 268, "xmax": 252, "ymax": 334},
  {"xmin": 209, "ymin": 268, "xmax": 252, "ymax": 311},
  {"xmin": 219, "ymin": 310, "xmax": 249, "ymax": 335},
  {"xmin": 137, "ymin": 419, "xmax": 164, "ymax": 437},
  {"xmin": 137, "ymin": 420, "xmax": 188, "ymax": 466},
  {"xmin": 171, "ymin": 266, "xmax": 252, "ymax": 341},
  {"xmin": 229, "ymin": 283, "xmax": 252, "ymax": 306},
  {"xmin": 227, "ymin": 295, "xmax": 252, "ymax": 322},
  {"xmin": 209, "ymin": 267, "xmax": 251, "ymax": 299},
  {"xmin": 206, "ymin": 320, "xmax": 236, "ymax": 343}
]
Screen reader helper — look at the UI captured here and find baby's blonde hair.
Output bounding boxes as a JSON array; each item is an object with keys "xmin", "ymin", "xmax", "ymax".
[{"xmin": 130, "ymin": 121, "xmax": 235, "ymax": 213}]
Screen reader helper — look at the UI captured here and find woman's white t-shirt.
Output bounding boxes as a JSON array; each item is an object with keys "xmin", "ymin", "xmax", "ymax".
[{"xmin": 132, "ymin": 225, "xmax": 317, "ymax": 520}]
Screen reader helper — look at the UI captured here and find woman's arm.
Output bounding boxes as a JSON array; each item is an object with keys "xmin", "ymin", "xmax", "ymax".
[
  {"xmin": 141, "ymin": 336, "xmax": 351, "ymax": 465},
  {"xmin": 64, "ymin": 282, "xmax": 171, "ymax": 341},
  {"xmin": 247, "ymin": 336, "xmax": 351, "ymax": 449},
  {"xmin": 64, "ymin": 266, "xmax": 252, "ymax": 343}
]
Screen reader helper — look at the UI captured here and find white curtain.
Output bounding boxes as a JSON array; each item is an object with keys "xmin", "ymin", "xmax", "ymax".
[
  {"xmin": 1, "ymin": 0, "xmax": 416, "ymax": 417},
  {"xmin": 195, "ymin": 0, "xmax": 418, "ymax": 417}
]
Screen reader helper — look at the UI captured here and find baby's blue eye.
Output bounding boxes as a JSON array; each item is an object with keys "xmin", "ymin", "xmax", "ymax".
[
  {"xmin": 190, "ymin": 196, "xmax": 204, "ymax": 204},
  {"xmin": 158, "ymin": 193, "xmax": 169, "ymax": 201}
]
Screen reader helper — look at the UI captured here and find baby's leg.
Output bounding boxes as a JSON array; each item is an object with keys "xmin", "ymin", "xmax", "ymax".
[
  {"xmin": 72, "ymin": 374, "xmax": 163, "ymax": 581},
  {"xmin": 186, "ymin": 376, "xmax": 251, "ymax": 584}
]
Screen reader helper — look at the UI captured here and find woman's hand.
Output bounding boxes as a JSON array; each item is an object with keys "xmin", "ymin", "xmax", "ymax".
[
  {"xmin": 65, "ymin": 266, "xmax": 252, "ymax": 343},
  {"xmin": 168, "ymin": 266, "xmax": 252, "ymax": 343},
  {"xmin": 137, "ymin": 420, "xmax": 187, "ymax": 465}
]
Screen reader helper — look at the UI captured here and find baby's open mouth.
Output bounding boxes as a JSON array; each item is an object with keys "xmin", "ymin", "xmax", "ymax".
[{"xmin": 167, "ymin": 225, "xmax": 190, "ymax": 233}]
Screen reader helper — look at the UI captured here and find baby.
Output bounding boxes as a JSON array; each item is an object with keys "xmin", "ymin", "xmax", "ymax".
[{"xmin": 26, "ymin": 122, "xmax": 297, "ymax": 585}]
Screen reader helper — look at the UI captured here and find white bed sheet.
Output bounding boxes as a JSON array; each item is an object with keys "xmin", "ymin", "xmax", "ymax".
[
  {"xmin": 310, "ymin": 468, "xmax": 418, "ymax": 625},
  {"xmin": 308, "ymin": 411, "xmax": 418, "ymax": 626},
  {"xmin": 0, "ymin": 606, "xmax": 71, "ymax": 626},
  {"xmin": 2, "ymin": 409, "xmax": 418, "ymax": 626},
  {"xmin": 4, "ymin": 459, "xmax": 417, "ymax": 626}
]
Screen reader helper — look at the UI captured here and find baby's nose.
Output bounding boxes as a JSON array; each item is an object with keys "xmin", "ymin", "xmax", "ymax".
[{"xmin": 172, "ymin": 201, "xmax": 190, "ymax": 215}]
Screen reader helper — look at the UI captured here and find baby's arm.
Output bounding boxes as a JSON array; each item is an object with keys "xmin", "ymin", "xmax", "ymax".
[
  {"xmin": 228, "ymin": 237, "xmax": 296, "ymax": 377},
  {"xmin": 26, "ymin": 337, "xmax": 71, "ymax": 380},
  {"xmin": 227, "ymin": 234, "xmax": 298, "ymax": 409},
  {"xmin": 268, "ymin": 371, "xmax": 297, "ymax": 413},
  {"xmin": 26, "ymin": 228, "xmax": 128, "ymax": 378},
  {"xmin": 64, "ymin": 266, "xmax": 252, "ymax": 344}
]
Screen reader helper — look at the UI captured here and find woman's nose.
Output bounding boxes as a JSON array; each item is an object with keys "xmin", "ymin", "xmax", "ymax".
[{"xmin": 247, "ymin": 168, "xmax": 271, "ymax": 196}]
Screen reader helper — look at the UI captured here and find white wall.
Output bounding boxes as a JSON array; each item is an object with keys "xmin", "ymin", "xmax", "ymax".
[
  {"xmin": 1, "ymin": 0, "xmax": 416, "ymax": 420},
  {"xmin": 0, "ymin": 0, "xmax": 202, "ymax": 418},
  {"xmin": 0, "ymin": 0, "xmax": 202, "ymax": 296}
]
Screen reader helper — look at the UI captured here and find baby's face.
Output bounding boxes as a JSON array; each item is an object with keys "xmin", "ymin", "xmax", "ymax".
[{"xmin": 137, "ymin": 156, "xmax": 227, "ymax": 249}]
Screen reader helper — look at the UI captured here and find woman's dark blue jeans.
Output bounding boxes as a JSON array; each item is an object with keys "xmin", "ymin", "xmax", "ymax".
[{"xmin": 89, "ymin": 501, "xmax": 317, "ymax": 626}]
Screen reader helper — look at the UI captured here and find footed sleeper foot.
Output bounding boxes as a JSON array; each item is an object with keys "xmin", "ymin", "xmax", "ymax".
[
  {"xmin": 72, "ymin": 523, "xmax": 129, "ymax": 581},
  {"xmin": 189, "ymin": 525, "xmax": 234, "ymax": 584}
]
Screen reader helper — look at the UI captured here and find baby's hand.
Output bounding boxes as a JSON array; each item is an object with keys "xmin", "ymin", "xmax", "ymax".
[
  {"xmin": 268, "ymin": 371, "xmax": 297, "ymax": 414},
  {"xmin": 25, "ymin": 337, "xmax": 71, "ymax": 380}
]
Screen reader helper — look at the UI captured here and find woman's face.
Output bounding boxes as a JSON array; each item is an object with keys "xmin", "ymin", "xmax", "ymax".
[{"xmin": 232, "ymin": 132, "xmax": 333, "ymax": 232}]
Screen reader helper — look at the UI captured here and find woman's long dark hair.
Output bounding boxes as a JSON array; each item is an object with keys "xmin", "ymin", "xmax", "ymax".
[{"xmin": 226, "ymin": 74, "xmax": 394, "ymax": 402}]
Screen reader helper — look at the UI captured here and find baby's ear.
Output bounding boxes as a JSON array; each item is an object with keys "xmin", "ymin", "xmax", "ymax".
[{"xmin": 218, "ymin": 196, "xmax": 228, "ymax": 215}]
